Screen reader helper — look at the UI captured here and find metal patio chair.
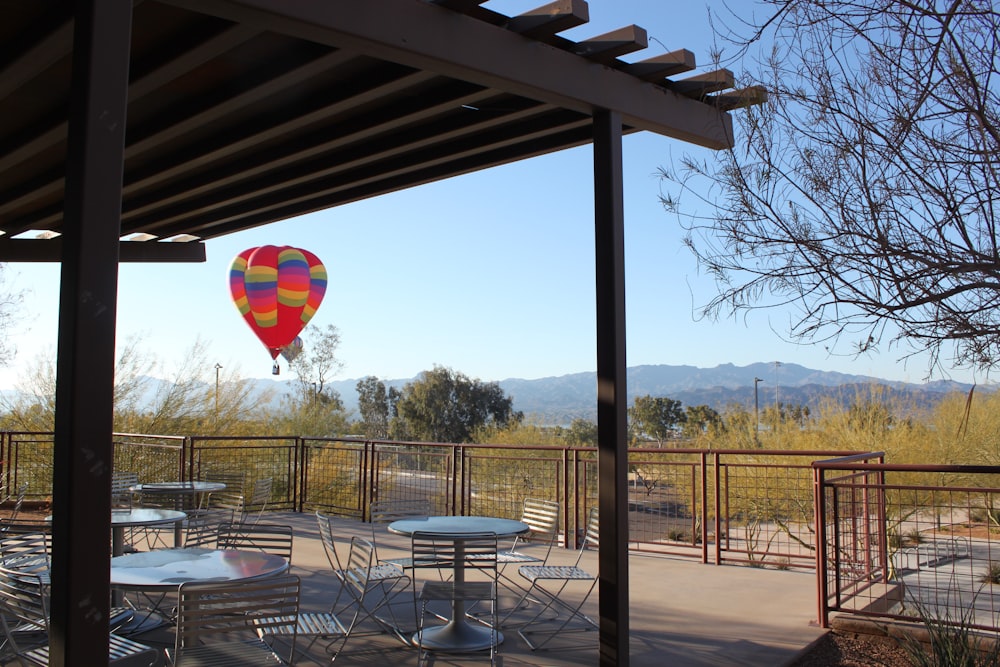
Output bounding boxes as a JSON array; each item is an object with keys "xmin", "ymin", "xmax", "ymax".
[
  {"xmin": 411, "ymin": 531, "xmax": 500, "ymax": 667},
  {"xmin": 171, "ymin": 574, "xmax": 301, "ymax": 666},
  {"xmin": 217, "ymin": 522, "xmax": 293, "ymax": 564},
  {"xmin": 514, "ymin": 506, "xmax": 600, "ymax": 650},
  {"xmin": 313, "ymin": 512, "xmax": 413, "ymax": 654},
  {"xmin": 369, "ymin": 498, "xmax": 433, "ymax": 571},
  {"xmin": 0, "ymin": 566, "xmax": 160, "ymax": 666}
]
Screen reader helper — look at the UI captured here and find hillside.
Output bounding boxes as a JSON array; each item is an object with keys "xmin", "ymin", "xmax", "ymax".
[{"xmin": 301, "ymin": 362, "xmax": 984, "ymax": 425}]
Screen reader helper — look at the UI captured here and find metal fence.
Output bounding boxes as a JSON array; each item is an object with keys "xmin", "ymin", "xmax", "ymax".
[
  {"xmin": 12, "ymin": 429, "xmax": 1000, "ymax": 635},
  {"xmin": 815, "ymin": 455, "xmax": 1000, "ymax": 635}
]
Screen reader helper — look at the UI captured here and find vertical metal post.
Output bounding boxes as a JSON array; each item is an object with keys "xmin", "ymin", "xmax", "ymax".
[
  {"xmin": 593, "ymin": 109, "xmax": 628, "ymax": 667},
  {"xmin": 50, "ymin": 2, "xmax": 132, "ymax": 665}
]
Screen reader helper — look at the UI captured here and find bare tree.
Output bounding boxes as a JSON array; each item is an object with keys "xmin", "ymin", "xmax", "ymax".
[{"xmin": 661, "ymin": 2, "xmax": 1000, "ymax": 377}]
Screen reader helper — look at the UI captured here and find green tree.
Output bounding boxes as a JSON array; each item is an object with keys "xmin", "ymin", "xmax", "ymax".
[
  {"xmin": 392, "ymin": 366, "xmax": 522, "ymax": 443},
  {"xmin": 565, "ymin": 418, "xmax": 598, "ymax": 446},
  {"xmin": 663, "ymin": 2, "xmax": 1000, "ymax": 375},
  {"xmin": 277, "ymin": 324, "xmax": 349, "ymax": 436},
  {"xmin": 683, "ymin": 404, "xmax": 723, "ymax": 437},
  {"xmin": 628, "ymin": 395, "xmax": 685, "ymax": 446},
  {"xmin": 356, "ymin": 375, "xmax": 397, "ymax": 439},
  {"xmin": 0, "ymin": 336, "xmax": 272, "ymax": 434}
]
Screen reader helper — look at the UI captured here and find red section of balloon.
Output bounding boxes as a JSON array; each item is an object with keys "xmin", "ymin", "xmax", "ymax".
[{"xmin": 229, "ymin": 246, "xmax": 327, "ymax": 360}]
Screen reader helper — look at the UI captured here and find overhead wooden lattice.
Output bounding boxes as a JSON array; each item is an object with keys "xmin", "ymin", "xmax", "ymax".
[{"xmin": 0, "ymin": 0, "xmax": 764, "ymax": 261}]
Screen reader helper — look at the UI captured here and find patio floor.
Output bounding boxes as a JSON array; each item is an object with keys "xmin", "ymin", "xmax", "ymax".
[{"xmin": 123, "ymin": 511, "xmax": 827, "ymax": 666}]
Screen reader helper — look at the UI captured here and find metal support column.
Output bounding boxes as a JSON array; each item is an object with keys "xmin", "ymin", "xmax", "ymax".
[
  {"xmin": 50, "ymin": 2, "xmax": 132, "ymax": 665},
  {"xmin": 593, "ymin": 109, "xmax": 629, "ymax": 667}
]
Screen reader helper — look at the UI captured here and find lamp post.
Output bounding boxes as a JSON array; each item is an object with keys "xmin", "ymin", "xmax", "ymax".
[
  {"xmin": 773, "ymin": 361, "xmax": 782, "ymax": 415},
  {"xmin": 753, "ymin": 377, "xmax": 763, "ymax": 436},
  {"xmin": 214, "ymin": 363, "xmax": 222, "ymax": 424}
]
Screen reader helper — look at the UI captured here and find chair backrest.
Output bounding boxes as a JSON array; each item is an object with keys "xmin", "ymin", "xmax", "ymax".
[
  {"xmin": 174, "ymin": 574, "xmax": 300, "ymax": 656},
  {"xmin": 0, "ymin": 531, "xmax": 50, "ymax": 575},
  {"xmin": 110, "ymin": 472, "xmax": 138, "ymax": 509},
  {"xmin": 341, "ymin": 536, "xmax": 380, "ymax": 590},
  {"xmin": 0, "ymin": 566, "xmax": 47, "ymax": 630},
  {"xmin": 7, "ymin": 483, "xmax": 28, "ymax": 521},
  {"xmin": 411, "ymin": 531, "xmax": 498, "ymax": 576},
  {"xmin": 202, "ymin": 470, "xmax": 245, "ymax": 510},
  {"xmin": 182, "ymin": 508, "xmax": 234, "ymax": 548},
  {"xmin": 369, "ymin": 498, "xmax": 433, "ymax": 526},
  {"xmin": 315, "ymin": 511, "xmax": 343, "ymax": 573},
  {"xmin": 369, "ymin": 498, "xmax": 432, "ymax": 560},
  {"xmin": 217, "ymin": 522, "xmax": 293, "ymax": 562},
  {"xmin": 580, "ymin": 507, "xmax": 600, "ymax": 552},
  {"xmin": 511, "ymin": 498, "xmax": 560, "ymax": 555}
]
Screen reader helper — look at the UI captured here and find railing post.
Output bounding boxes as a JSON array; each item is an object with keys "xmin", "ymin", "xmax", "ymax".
[
  {"xmin": 713, "ymin": 452, "xmax": 722, "ymax": 565},
  {"xmin": 700, "ymin": 451, "xmax": 708, "ymax": 564},
  {"xmin": 814, "ymin": 464, "xmax": 829, "ymax": 628}
]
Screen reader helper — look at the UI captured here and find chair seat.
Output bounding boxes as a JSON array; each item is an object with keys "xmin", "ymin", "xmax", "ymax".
[
  {"xmin": 496, "ymin": 550, "xmax": 541, "ymax": 564},
  {"xmin": 172, "ymin": 638, "xmax": 286, "ymax": 666},
  {"xmin": 25, "ymin": 633, "xmax": 160, "ymax": 666},
  {"xmin": 519, "ymin": 565, "xmax": 592, "ymax": 582},
  {"xmin": 420, "ymin": 580, "xmax": 495, "ymax": 603},
  {"xmin": 256, "ymin": 611, "xmax": 346, "ymax": 639}
]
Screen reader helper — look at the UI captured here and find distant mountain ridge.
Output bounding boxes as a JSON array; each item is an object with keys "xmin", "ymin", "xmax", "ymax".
[{"xmin": 285, "ymin": 362, "xmax": 986, "ymax": 425}]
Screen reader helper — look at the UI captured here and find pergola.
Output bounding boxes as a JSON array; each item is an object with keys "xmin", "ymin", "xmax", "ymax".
[{"xmin": 0, "ymin": 1, "xmax": 762, "ymax": 664}]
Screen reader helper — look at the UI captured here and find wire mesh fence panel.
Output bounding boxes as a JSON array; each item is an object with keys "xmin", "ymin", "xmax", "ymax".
[
  {"xmin": 190, "ymin": 437, "xmax": 297, "ymax": 511},
  {"xmin": 113, "ymin": 435, "xmax": 185, "ymax": 485},
  {"xmin": 462, "ymin": 446, "xmax": 564, "ymax": 521},
  {"xmin": 371, "ymin": 444, "xmax": 452, "ymax": 515},
  {"xmin": 300, "ymin": 440, "xmax": 366, "ymax": 517},
  {"xmin": 719, "ymin": 455, "xmax": 818, "ymax": 569},
  {"xmin": 821, "ymin": 464, "xmax": 1000, "ymax": 635},
  {"xmin": 5, "ymin": 434, "xmax": 55, "ymax": 500},
  {"xmin": 627, "ymin": 453, "xmax": 702, "ymax": 557}
]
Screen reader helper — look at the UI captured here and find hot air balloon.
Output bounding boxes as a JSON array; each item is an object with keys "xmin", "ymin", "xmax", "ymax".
[
  {"xmin": 229, "ymin": 246, "xmax": 326, "ymax": 372},
  {"xmin": 279, "ymin": 336, "xmax": 304, "ymax": 364}
]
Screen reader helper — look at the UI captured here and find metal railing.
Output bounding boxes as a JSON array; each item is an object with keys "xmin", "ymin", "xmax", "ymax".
[
  {"xmin": 815, "ymin": 456, "xmax": 1000, "ymax": 635},
  {"xmin": 13, "ymin": 429, "xmax": 1000, "ymax": 634}
]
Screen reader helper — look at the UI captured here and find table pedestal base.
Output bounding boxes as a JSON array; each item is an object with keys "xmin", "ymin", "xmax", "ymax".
[{"xmin": 414, "ymin": 621, "xmax": 503, "ymax": 652}]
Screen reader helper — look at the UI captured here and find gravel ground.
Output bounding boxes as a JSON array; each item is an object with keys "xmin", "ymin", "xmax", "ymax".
[{"xmin": 789, "ymin": 632, "xmax": 915, "ymax": 667}]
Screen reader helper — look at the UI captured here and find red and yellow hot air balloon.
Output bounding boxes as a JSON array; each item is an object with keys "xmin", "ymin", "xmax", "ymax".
[{"xmin": 229, "ymin": 246, "xmax": 326, "ymax": 370}]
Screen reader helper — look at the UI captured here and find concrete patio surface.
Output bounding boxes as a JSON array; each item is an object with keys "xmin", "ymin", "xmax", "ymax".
[{"xmin": 124, "ymin": 511, "xmax": 827, "ymax": 666}]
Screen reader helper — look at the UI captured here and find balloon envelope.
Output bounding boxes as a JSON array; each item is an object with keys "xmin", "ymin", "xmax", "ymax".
[
  {"xmin": 279, "ymin": 336, "xmax": 304, "ymax": 363},
  {"xmin": 229, "ymin": 246, "xmax": 326, "ymax": 359}
]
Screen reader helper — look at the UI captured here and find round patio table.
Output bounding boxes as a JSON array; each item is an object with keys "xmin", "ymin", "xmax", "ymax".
[
  {"xmin": 110, "ymin": 547, "xmax": 288, "ymax": 634},
  {"xmin": 388, "ymin": 515, "xmax": 529, "ymax": 652},
  {"xmin": 130, "ymin": 481, "xmax": 225, "ymax": 543},
  {"xmin": 109, "ymin": 547, "xmax": 289, "ymax": 590}
]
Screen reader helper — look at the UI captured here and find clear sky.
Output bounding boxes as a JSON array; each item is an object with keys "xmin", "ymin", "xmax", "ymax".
[{"xmin": 0, "ymin": 0, "xmax": 983, "ymax": 391}]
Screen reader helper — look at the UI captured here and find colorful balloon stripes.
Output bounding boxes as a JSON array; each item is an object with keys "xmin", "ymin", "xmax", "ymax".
[{"xmin": 229, "ymin": 246, "xmax": 326, "ymax": 362}]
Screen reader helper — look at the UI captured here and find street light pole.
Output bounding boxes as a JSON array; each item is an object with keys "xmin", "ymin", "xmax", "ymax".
[
  {"xmin": 214, "ymin": 363, "xmax": 223, "ymax": 425},
  {"xmin": 753, "ymin": 377, "xmax": 763, "ymax": 436}
]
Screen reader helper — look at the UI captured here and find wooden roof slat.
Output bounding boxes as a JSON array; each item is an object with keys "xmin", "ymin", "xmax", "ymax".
[
  {"xmin": 128, "ymin": 24, "xmax": 261, "ymax": 100},
  {"xmin": 123, "ymin": 82, "xmax": 509, "ymax": 222},
  {"xmin": 130, "ymin": 101, "xmax": 574, "ymax": 232},
  {"xmin": 506, "ymin": 0, "xmax": 589, "ymax": 40},
  {"xmin": 570, "ymin": 25, "xmax": 648, "ymax": 64},
  {"xmin": 667, "ymin": 69, "xmax": 736, "ymax": 99},
  {"xmin": 709, "ymin": 85, "xmax": 769, "ymax": 111},
  {"xmin": 622, "ymin": 49, "xmax": 697, "ymax": 81},
  {"xmin": 0, "ymin": 19, "xmax": 72, "ymax": 102},
  {"xmin": 151, "ymin": 119, "xmax": 597, "ymax": 238},
  {"xmin": 0, "ymin": 24, "xmax": 259, "ymax": 179},
  {"xmin": 0, "ymin": 238, "xmax": 207, "ymax": 263},
  {"xmin": 163, "ymin": 0, "xmax": 734, "ymax": 149}
]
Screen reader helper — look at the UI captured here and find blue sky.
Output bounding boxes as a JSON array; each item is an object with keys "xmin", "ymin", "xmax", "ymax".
[{"xmin": 0, "ymin": 1, "xmax": 982, "ymax": 390}]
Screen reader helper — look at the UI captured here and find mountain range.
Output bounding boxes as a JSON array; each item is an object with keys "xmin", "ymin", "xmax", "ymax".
[{"xmin": 260, "ymin": 362, "xmax": 987, "ymax": 424}]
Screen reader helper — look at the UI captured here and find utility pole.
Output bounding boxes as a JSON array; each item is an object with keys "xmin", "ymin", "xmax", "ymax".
[
  {"xmin": 214, "ymin": 363, "xmax": 222, "ymax": 425},
  {"xmin": 754, "ymin": 377, "xmax": 763, "ymax": 439},
  {"xmin": 774, "ymin": 361, "xmax": 781, "ymax": 416}
]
